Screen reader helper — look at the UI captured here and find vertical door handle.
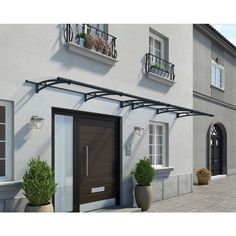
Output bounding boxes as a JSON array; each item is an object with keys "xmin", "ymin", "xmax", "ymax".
[{"xmin": 86, "ymin": 145, "xmax": 89, "ymax": 176}]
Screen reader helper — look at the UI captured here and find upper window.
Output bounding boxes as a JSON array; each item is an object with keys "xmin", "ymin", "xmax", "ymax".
[
  {"xmin": 211, "ymin": 60, "xmax": 224, "ymax": 90},
  {"xmin": 149, "ymin": 122, "xmax": 168, "ymax": 167},
  {"xmin": 149, "ymin": 32, "xmax": 165, "ymax": 59},
  {"xmin": 0, "ymin": 100, "xmax": 13, "ymax": 181}
]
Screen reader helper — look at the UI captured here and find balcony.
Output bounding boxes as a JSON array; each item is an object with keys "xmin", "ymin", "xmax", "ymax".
[
  {"xmin": 63, "ymin": 24, "xmax": 118, "ymax": 66},
  {"xmin": 145, "ymin": 53, "xmax": 175, "ymax": 86}
]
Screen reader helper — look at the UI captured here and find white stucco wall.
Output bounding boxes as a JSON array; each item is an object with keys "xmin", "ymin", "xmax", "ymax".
[{"xmin": 0, "ymin": 24, "xmax": 193, "ymax": 208}]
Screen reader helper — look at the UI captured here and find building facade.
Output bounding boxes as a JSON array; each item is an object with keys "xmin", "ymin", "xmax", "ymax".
[
  {"xmin": 0, "ymin": 24, "xmax": 211, "ymax": 212},
  {"xmin": 193, "ymin": 24, "xmax": 236, "ymax": 180}
]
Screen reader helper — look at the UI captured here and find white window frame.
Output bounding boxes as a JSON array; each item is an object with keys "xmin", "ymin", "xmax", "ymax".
[
  {"xmin": 211, "ymin": 60, "xmax": 225, "ymax": 90},
  {"xmin": 149, "ymin": 32, "xmax": 165, "ymax": 59},
  {"xmin": 149, "ymin": 122, "xmax": 168, "ymax": 168},
  {"xmin": 0, "ymin": 100, "xmax": 13, "ymax": 181}
]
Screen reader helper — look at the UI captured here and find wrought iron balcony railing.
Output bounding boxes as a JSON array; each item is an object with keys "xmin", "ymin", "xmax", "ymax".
[
  {"xmin": 145, "ymin": 53, "xmax": 175, "ymax": 81},
  {"xmin": 63, "ymin": 24, "xmax": 117, "ymax": 59}
]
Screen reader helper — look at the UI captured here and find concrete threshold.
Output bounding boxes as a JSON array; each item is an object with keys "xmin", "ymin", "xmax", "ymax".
[{"xmin": 211, "ymin": 175, "xmax": 227, "ymax": 180}]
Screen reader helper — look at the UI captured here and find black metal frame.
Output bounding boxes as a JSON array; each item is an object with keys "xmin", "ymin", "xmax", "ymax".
[
  {"xmin": 63, "ymin": 24, "xmax": 117, "ymax": 59},
  {"xmin": 145, "ymin": 53, "xmax": 175, "ymax": 81},
  {"xmin": 25, "ymin": 77, "xmax": 214, "ymax": 119}
]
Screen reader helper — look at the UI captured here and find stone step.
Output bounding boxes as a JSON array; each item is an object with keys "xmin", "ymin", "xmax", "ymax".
[{"xmin": 93, "ymin": 207, "xmax": 141, "ymax": 212}]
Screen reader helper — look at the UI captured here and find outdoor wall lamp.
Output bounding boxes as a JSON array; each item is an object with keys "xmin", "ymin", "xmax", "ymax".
[
  {"xmin": 31, "ymin": 116, "xmax": 45, "ymax": 129},
  {"xmin": 133, "ymin": 126, "xmax": 144, "ymax": 136}
]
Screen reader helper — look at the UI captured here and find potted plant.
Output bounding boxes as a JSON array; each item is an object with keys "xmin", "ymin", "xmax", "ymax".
[
  {"xmin": 22, "ymin": 157, "xmax": 57, "ymax": 212},
  {"xmin": 131, "ymin": 157, "xmax": 155, "ymax": 211},
  {"xmin": 103, "ymin": 41, "xmax": 112, "ymax": 56},
  {"xmin": 75, "ymin": 32, "xmax": 86, "ymax": 47},
  {"xmin": 94, "ymin": 36, "xmax": 106, "ymax": 53},
  {"xmin": 196, "ymin": 168, "xmax": 212, "ymax": 185},
  {"xmin": 84, "ymin": 34, "xmax": 95, "ymax": 49}
]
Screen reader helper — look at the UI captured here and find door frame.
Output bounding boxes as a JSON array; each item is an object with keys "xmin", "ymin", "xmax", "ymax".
[
  {"xmin": 208, "ymin": 122, "xmax": 227, "ymax": 175},
  {"xmin": 52, "ymin": 107, "xmax": 122, "ymax": 212}
]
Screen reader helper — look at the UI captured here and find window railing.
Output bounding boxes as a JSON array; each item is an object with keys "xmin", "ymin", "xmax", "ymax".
[
  {"xmin": 145, "ymin": 53, "xmax": 175, "ymax": 81},
  {"xmin": 63, "ymin": 24, "xmax": 117, "ymax": 59}
]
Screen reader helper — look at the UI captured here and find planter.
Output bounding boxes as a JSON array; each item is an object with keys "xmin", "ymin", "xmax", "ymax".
[
  {"xmin": 78, "ymin": 38, "xmax": 85, "ymax": 47},
  {"xmin": 197, "ymin": 175, "xmax": 210, "ymax": 185},
  {"xmin": 25, "ymin": 202, "xmax": 54, "ymax": 212},
  {"xmin": 135, "ymin": 185, "xmax": 152, "ymax": 211}
]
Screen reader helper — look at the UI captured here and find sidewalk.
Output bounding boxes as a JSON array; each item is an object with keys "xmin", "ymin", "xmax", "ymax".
[{"xmin": 148, "ymin": 175, "xmax": 236, "ymax": 212}]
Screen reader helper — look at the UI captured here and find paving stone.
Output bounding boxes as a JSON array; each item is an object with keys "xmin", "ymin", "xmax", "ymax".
[{"xmin": 148, "ymin": 175, "xmax": 236, "ymax": 212}]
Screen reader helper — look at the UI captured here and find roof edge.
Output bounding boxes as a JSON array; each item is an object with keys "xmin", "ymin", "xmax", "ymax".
[{"xmin": 194, "ymin": 24, "xmax": 236, "ymax": 55}]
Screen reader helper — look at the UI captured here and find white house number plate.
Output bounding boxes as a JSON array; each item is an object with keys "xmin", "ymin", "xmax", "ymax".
[{"xmin": 91, "ymin": 186, "xmax": 105, "ymax": 193}]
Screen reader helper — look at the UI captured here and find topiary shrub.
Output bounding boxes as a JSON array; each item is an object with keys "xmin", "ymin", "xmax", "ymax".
[
  {"xmin": 131, "ymin": 157, "xmax": 155, "ymax": 186},
  {"xmin": 22, "ymin": 157, "xmax": 57, "ymax": 206}
]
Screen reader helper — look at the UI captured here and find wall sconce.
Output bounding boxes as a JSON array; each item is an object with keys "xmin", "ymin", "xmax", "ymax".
[
  {"xmin": 215, "ymin": 57, "xmax": 219, "ymax": 64},
  {"xmin": 31, "ymin": 116, "xmax": 45, "ymax": 129},
  {"xmin": 133, "ymin": 126, "xmax": 144, "ymax": 136}
]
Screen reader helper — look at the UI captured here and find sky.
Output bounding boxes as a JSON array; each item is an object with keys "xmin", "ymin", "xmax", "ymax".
[{"xmin": 212, "ymin": 24, "xmax": 236, "ymax": 46}]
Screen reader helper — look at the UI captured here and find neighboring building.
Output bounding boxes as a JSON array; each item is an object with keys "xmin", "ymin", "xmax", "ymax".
[
  {"xmin": 0, "ymin": 24, "xmax": 212, "ymax": 212},
  {"xmin": 193, "ymin": 24, "xmax": 236, "ymax": 180}
]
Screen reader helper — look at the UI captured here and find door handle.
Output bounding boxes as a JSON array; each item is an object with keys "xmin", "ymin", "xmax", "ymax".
[{"xmin": 86, "ymin": 145, "xmax": 89, "ymax": 176}]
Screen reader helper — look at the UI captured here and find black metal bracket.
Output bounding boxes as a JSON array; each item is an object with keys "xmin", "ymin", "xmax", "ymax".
[
  {"xmin": 25, "ymin": 77, "xmax": 214, "ymax": 119},
  {"xmin": 84, "ymin": 90, "xmax": 123, "ymax": 101}
]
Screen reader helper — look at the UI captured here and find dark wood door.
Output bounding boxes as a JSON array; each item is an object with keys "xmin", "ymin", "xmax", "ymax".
[
  {"xmin": 211, "ymin": 127, "xmax": 223, "ymax": 175},
  {"xmin": 78, "ymin": 115, "xmax": 118, "ymax": 205}
]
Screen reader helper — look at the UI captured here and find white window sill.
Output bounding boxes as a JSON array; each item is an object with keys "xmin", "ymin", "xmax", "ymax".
[
  {"xmin": 152, "ymin": 165, "xmax": 174, "ymax": 173},
  {"xmin": 65, "ymin": 42, "xmax": 118, "ymax": 66},
  {"xmin": 146, "ymin": 72, "xmax": 175, "ymax": 87},
  {"xmin": 211, "ymin": 85, "xmax": 224, "ymax": 92},
  {"xmin": 0, "ymin": 180, "xmax": 22, "ymax": 186}
]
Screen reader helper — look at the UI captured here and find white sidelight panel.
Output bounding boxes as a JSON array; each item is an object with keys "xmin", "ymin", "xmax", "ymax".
[{"xmin": 54, "ymin": 114, "xmax": 73, "ymax": 212}]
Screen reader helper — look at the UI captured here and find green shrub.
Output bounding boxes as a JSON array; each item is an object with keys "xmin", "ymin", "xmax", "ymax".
[
  {"xmin": 131, "ymin": 157, "xmax": 155, "ymax": 186},
  {"xmin": 75, "ymin": 32, "xmax": 86, "ymax": 39},
  {"xmin": 22, "ymin": 158, "xmax": 57, "ymax": 206}
]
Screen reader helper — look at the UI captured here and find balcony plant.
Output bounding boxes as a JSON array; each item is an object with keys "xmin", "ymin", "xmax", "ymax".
[
  {"xmin": 22, "ymin": 157, "xmax": 57, "ymax": 212},
  {"xmin": 75, "ymin": 32, "xmax": 86, "ymax": 47},
  {"xmin": 94, "ymin": 36, "xmax": 106, "ymax": 53},
  {"xmin": 150, "ymin": 64, "xmax": 169, "ymax": 77},
  {"xmin": 84, "ymin": 34, "xmax": 95, "ymax": 49},
  {"xmin": 196, "ymin": 168, "xmax": 212, "ymax": 185},
  {"xmin": 103, "ymin": 41, "xmax": 112, "ymax": 57},
  {"xmin": 131, "ymin": 157, "xmax": 155, "ymax": 211}
]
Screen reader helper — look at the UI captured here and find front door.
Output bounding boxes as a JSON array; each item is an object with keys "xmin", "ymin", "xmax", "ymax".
[
  {"xmin": 77, "ymin": 113, "xmax": 120, "ymax": 211},
  {"xmin": 210, "ymin": 125, "xmax": 223, "ymax": 176},
  {"xmin": 53, "ymin": 109, "xmax": 120, "ymax": 212}
]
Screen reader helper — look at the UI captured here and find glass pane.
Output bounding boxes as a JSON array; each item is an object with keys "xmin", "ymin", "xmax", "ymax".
[
  {"xmin": 0, "ymin": 106, "xmax": 5, "ymax": 123},
  {"xmin": 149, "ymin": 155, "xmax": 154, "ymax": 165},
  {"xmin": 156, "ymin": 146, "xmax": 162, "ymax": 155},
  {"xmin": 0, "ymin": 124, "xmax": 5, "ymax": 141},
  {"xmin": 55, "ymin": 114, "xmax": 73, "ymax": 212},
  {"xmin": 157, "ymin": 155, "xmax": 162, "ymax": 165},
  {"xmin": 149, "ymin": 135, "xmax": 154, "ymax": 144},
  {"xmin": 216, "ymin": 67, "xmax": 220, "ymax": 80},
  {"xmin": 154, "ymin": 39, "xmax": 161, "ymax": 50},
  {"xmin": 156, "ymin": 125, "xmax": 163, "ymax": 135},
  {"xmin": 149, "ymin": 145, "xmax": 155, "ymax": 155},
  {"xmin": 154, "ymin": 49, "xmax": 161, "ymax": 58},
  {"xmin": 156, "ymin": 136, "xmax": 162, "ymax": 145},
  {"xmin": 211, "ymin": 65, "xmax": 216, "ymax": 85},
  {"xmin": 0, "ymin": 142, "xmax": 5, "ymax": 158},
  {"xmin": 0, "ymin": 159, "xmax": 5, "ymax": 176},
  {"xmin": 149, "ymin": 37, "xmax": 153, "ymax": 48},
  {"xmin": 149, "ymin": 124, "xmax": 155, "ymax": 134}
]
